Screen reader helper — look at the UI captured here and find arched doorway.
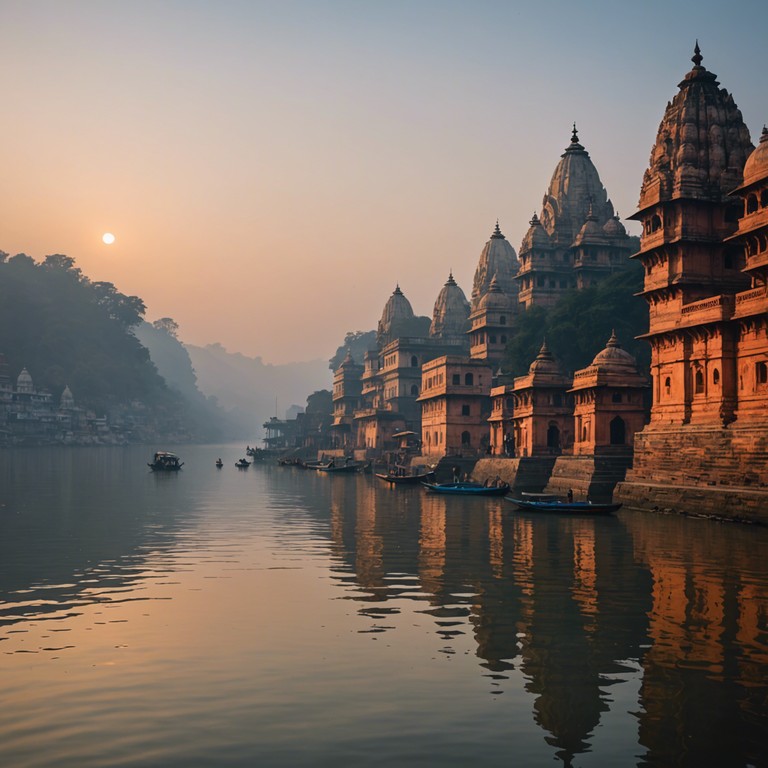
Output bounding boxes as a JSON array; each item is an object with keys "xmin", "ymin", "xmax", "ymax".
[
  {"xmin": 546, "ymin": 423, "xmax": 561, "ymax": 453},
  {"xmin": 610, "ymin": 416, "xmax": 626, "ymax": 445}
]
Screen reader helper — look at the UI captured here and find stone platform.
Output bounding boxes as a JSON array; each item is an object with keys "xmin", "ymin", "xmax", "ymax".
[
  {"xmin": 615, "ymin": 423, "xmax": 768, "ymax": 523},
  {"xmin": 544, "ymin": 454, "xmax": 633, "ymax": 503}
]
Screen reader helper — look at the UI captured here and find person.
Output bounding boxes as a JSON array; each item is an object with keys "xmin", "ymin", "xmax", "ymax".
[
  {"xmin": 567, "ymin": 488, "xmax": 574, "ymax": 503},
  {"xmin": 452, "ymin": 465, "xmax": 460, "ymax": 482},
  {"xmin": 494, "ymin": 475, "xmax": 501, "ymax": 487},
  {"xmin": 483, "ymin": 477, "xmax": 490, "ymax": 487}
]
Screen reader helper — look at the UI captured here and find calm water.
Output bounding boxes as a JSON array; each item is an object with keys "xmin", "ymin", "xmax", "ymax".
[{"xmin": 0, "ymin": 445, "xmax": 766, "ymax": 768}]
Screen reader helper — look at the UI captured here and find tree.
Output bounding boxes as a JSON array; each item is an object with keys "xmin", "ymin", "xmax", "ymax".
[{"xmin": 153, "ymin": 317, "xmax": 180, "ymax": 338}]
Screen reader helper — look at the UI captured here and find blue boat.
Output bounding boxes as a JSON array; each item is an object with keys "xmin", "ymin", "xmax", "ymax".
[
  {"xmin": 421, "ymin": 481, "xmax": 510, "ymax": 496},
  {"xmin": 507, "ymin": 497, "xmax": 621, "ymax": 515}
]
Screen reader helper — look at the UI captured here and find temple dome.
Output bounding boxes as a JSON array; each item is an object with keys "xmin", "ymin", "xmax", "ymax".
[
  {"xmin": 471, "ymin": 222, "xmax": 520, "ymax": 309},
  {"xmin": 637, "ymin": 43, "xmax": 754, "ymax": 210},
  {"xmin": 528, "ymin": 340, "xmax": 561, "ymax": 375},
  {"xmin": 60, "ymin": 385, "xmax": 74, "ymax": 409},
  {"xmin": 603, "ymin": 214, "xmax": 627, "ymax": 238},
  {"xmin": 377, "ymin": 284, "xmax": 414, "ymax": 344},
  {"xmin": 572, "ymin": 204, "xmax": 607, "ymax": 246},
  {"xmin": 737, "ymin": 125, "xmax": 768, "ymax": 190},
  {"xmin": 591, "ymin": 331, "xmax": 639, "ymax": 372},
  {"xmin": 430, "ymin": 272, "xmax": 470, "ymax": 339},
  {"xmin": 16, "ymin": 367, "xmax": 33, "ymax": 393},
  {"xmin": 520, "ymin": 213, "xmax": 553, "ymax": 252},
  {"xmin": 477, "ymin": 274, "xmax": 511, "ymax": 311},
  {"xmin": 539, "ymin": 125, "xmax": 615, "ymax": 246}
]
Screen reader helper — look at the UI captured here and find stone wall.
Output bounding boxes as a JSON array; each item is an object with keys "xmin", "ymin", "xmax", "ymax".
[
  {"xmin": 616, "ymin": 423, "xmax": 768, "ymax": 523},
  {"xmin": 545, "ymin": 454, "xmax": 632, "ymax": 503}
]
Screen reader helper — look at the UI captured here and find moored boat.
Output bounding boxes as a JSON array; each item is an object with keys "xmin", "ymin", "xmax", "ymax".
[
  {"xmin": 421, "ymin": 481, "xmax": 510, "ymax": 496},
  {"xmin": 235, "ymin": 458, "xmax": 251, "ymax": 469},
  {"xmin": 506, "ymin": 497, "xmax": 621, "ymax": 514},
  {"xmin": 376, "ymin": 470, "xmax": 435, "ymax": 485},
  {"xmin": 148, "ymin": 452, "xmax": 183, "ymax": 471},
  {"xmin": 316, "ymin": 460, "xmax": 369, "ymax": 473}
]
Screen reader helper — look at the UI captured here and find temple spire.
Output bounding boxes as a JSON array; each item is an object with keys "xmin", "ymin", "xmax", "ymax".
[
  {"xmin": 571, "ymin": 122, "xmax": 579, "ymax": 144},
  {"xmin": 692, "ymin": 40, "xmax": 702, "ymax": 67}
]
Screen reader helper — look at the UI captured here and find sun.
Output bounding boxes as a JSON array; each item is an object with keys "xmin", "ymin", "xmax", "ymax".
[{"xmin": 102, "ymin": 232, "xmax": 115, "ymax": 245}]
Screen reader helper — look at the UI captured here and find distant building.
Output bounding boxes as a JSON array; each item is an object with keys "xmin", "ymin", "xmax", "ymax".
[{"xmin": 516, "ymin": 127, "xmax": 637, "ymax": 308}]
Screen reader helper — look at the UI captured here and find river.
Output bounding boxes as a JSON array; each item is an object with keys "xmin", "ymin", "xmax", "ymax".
[{"xmin": 0, "ymin": 444, "xmax": 766, "ymax": 767}]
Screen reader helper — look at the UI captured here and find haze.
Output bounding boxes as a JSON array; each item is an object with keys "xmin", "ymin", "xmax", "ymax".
[{"xmin": 1, "ymin": 0, "xmax": 765, "ymax": 364}]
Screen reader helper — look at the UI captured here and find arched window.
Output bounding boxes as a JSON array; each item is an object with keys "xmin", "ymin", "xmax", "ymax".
[
  {"xmin": 610, "ymin": 416, "xmax": 626, "ymax": 445},
  {"xmin": 651, "ymin": 214, "xmax": 662, "ymax": 232},
  {"xmin": 465, "ymin": 373, "xmax": 474, "ymax": 386},
  {"xmin": 747, "ymin": 194, "xmax": 759, "ymax": 214},
  {"xmin": 761, "ymin": 189, "xmax": 768, "ymax": 209},
  {"xmin": 410, "ymin": 355, "xmax": 418, "ymax": 367},
  {"xmin": 461, "ymin": 430, "xmax": 471, "ymax": 446},
  {"xmin": 410, "ymin": 384, "xmax": 419, "ymax": 396},
  {"xmin": 713, "ymin": 369, "xmax": 720, "ymax": 386},
  {"xmin": 695, "ymin": 370, "xmax": 704, "ymax": 394},
  {"xmin": 757, "ymin": 361, "xmax": 768, "ymax": 385},
  {"xmin": 664, "ymin": 377, "xmax": 671, "ymax": 396},
  {"xmin": 499, "ymin": 315, "xmax": 507, "ymax": 325}
]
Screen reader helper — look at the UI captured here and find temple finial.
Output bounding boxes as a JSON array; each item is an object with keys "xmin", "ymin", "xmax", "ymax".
[
  {"xmin": 692, "ymin": 40, "xmax": 702, "ymax": 67},
  {"xmin": 571, "ymin": 122, "xmax": 579, "ymax": 143}
]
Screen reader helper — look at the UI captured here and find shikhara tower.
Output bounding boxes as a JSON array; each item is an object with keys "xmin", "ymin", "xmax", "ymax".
[{"xmin": 617, "ymin": 44, "xmax": 768, "ymax": 518}]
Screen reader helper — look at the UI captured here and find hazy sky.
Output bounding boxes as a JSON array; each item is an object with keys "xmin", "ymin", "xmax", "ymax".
[{"xmin": 1, "ymin": 0, "xmax": 765, "ymax": 364}]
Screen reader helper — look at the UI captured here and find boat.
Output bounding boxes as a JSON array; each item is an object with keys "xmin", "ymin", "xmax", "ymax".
[
  {"xmin": 376, "ymin": 470, "xmax": 436, "ymax": 485},
  {"xmin": 506, "ymin": 497, "xmax": 621, "ymax": 514},
  {"xmin": 215, "ymin": 458, "xmax": 223, "ymax": 468},
  {"xmin": 421, "ymin": 481, "xmax": 510, "ymax": 496},
  {"xmin": 148, "ymin": 451, "xmax": 184, "ymax": 471},
  {"xmin": 316, "ymin": 460, "xmax": 369, "ymax": 473},
  {"xmin": 235, "ymin": 458, "xmax": 251, "ymax": 469}
]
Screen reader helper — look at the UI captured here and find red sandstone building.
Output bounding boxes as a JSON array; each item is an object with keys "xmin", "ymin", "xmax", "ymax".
[
  {"xmin": 616, "ymin": 45, "xmax": 768, "ymax": 519},
  {"xmin": 418, "ymin": 356, "xmax": 493, "ymax": 458}
]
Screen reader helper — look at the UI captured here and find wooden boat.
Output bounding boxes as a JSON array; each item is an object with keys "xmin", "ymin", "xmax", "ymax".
[
  {"xmin": 215, "ymin": 459, "xmax": 223, "ymax": 468},
  {"xmin": 506, "ymin": 497, "xmax": 621, "ymax": 514},
  {"xmin": 421, "ymin": 481, "xmax": 510, "ymax": 496},
  {"xmin": 148, "ymin": 452, "xmax": 183, "ymax": 471},
  {"xmin": 316, "ymin": 460, "xmax": 368, "ymax": 473},
  {"xmin": 235, "ymin": 458, "xmax": 251, "ymax": 469},
  {"xmin": 376, "ymin": 470, "xmax": 435, "ymax": 485}
]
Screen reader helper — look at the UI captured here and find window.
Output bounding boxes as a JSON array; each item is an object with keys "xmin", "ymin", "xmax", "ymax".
[
  {"xmin": 761, "ymin": 189, "xmax": 768, "ymax": 209},
  {"xmin": 747, "ymin": 194, "xmax": 758, "ymax": 214},
  {"xmin": 664, "ymin": 377, "xmax": 671, "ymax": 396},
  {"xmin": 501, "ymin": 335, "xmax": 507, "ymax": 344},
  {"xmin": 461, "ymin": 404, "xmax": 470, "ymax": 416},
  {"xmin": 461, "ymin": 431, "xmax": 471, "ymax": 446},
  {"xmin": 651, "ymin": 214, "xmax": 662, "ymax": 232},
  {"xmin": 612, "ymin": 392, "xmax": 622, "ymax": 403},
  {"xmin": 411, "ymin": 355, "xmax": 418, "ymax": 367},
  {"xmin": 489, "ymin": 335, "xmax": 497, "ymax": 344},
  {"xmin": 757, "ymin": 361, "xmax": 768, "ymax": 385},
  {"xmin": 695, "ymin": 370, "xmax": 704, "ymax": 394},
  {"xmin": 499, "ymin": 315, "xmax": 507, "ymax": 325},
  {"xmin": 410, "ymin": 385, "xmax": 419, "ymax": 396},
  {"xmin": 452, "ymin": 373, "xmax": 460, "ymax": 385},
  {"xmin": 713, "ymin": 369, "xmax": 720, "ymax": 386},
  {"xmin": 465, "ymin": 373, "xmax": 474, "ymax": 386}
]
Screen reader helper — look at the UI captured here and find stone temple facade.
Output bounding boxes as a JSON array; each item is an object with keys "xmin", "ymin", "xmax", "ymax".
[{"xmin": 616, "ymin": 45, "xmax": 768, "ymax": 521}]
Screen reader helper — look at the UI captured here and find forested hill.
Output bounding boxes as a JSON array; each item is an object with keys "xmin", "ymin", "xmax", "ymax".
[
  {"xmin": 0, "ymin": 252, "xmax": 228, "ymax": 440},
  {"xmin": 0, "ymin": 253, "xmax": 168, "ymax": 408}
]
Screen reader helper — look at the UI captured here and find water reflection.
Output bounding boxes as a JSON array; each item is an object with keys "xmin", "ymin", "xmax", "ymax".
[
  {"xmin": 305, "ymin": 472, "xmax": 767, "ymax": 768},
  {"xmin": 0, "ymin": 449, "xmax": 766, "ymax": 767}
]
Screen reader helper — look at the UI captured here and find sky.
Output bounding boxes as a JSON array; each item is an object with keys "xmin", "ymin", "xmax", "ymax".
[{"xmin": 0, "ymin": 0, "xmax": 766, "ymax": 364}]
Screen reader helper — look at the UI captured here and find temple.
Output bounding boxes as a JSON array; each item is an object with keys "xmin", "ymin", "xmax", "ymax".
[
  {"xmin": 616, "ymin": 45, "xmax": 768, "ymax": 519},
  {"xmin": 311, "ymin": 45, "xmax": 768, "ymax": 520},
  {"xmin": 516, "ymin": 126, "xmax": 637, "ymax": 308}
]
